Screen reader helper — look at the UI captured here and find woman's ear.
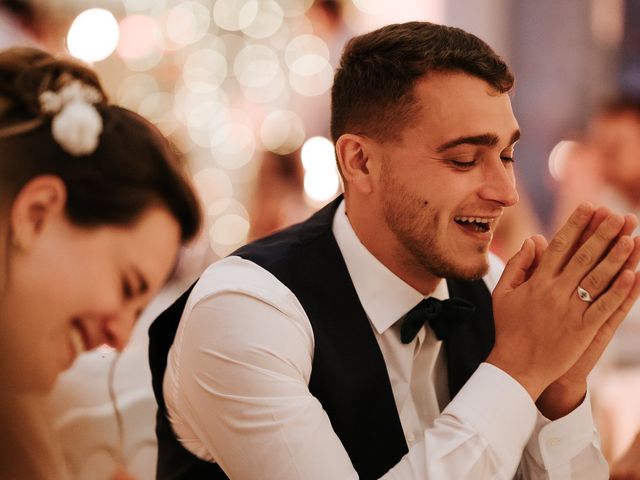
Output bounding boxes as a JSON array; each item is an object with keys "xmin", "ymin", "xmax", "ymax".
[
  {"xmin": 10, "ymin": 175, "xmax": 67, "ymax": 250},
  {"xmin": 335, "ymin": 134, "xmax": 377, "ymax": 195}
]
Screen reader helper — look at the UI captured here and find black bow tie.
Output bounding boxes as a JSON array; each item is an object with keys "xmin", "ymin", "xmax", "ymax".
[{"xmin": 400, "ymin": 297, "xmax": 476, "ymax": 344}]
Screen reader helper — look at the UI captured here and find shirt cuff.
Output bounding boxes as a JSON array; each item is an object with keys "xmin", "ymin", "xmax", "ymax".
[
  {"xmin": 442, "ymin": 362, "xmax": 537, "ymax": 469},
  {"xmin": 526, "ymin": 388, "xmax": 598, "ymax": 470}
]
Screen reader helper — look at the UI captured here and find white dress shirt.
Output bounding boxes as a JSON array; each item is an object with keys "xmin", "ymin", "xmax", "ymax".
[{"xmin": 164, "ymin": 201, "xmax": 608, "ymax": 479}]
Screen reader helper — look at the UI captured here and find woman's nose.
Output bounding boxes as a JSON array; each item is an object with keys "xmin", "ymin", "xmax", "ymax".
[{"xmin": 102, "ymin": 306, "xmax": 139, "ymax": 351}]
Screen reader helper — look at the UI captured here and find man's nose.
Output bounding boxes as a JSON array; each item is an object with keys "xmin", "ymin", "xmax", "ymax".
[{"xmin": 479, "ymin": 158, "xmax": 519, "ymax": 207}]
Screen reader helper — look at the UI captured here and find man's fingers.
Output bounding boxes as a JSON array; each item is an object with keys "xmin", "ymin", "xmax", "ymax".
[
  {"xmin": 577, "ymin": 236, "xmax": 634, "ymax": 300},
  {"xmin": 560, "ymin": 212, "xmax": 626, "ymax": 287},
  {"xmin": 522, "ymin": 234, "xmax": 547, "ymax": 283},
  {"xmin": 537, "ymin": 203, "xmax": 595, "ymax": 275},
  {"xmin": 577, "ymin": 206, "xmax": 611, "ymax": 247},
  {"xmin": 495, "ymin": 237, "xmax": 536, "ymax": 291},
  {"xmin": 621, "ymin": 213, "xmax": 639, "ymax": 237},
  {"xmin": 622, "ymin": 236, "xmax": 640, "ymax": 272},
  {"xmin": 601, "ymin": 272, "xmax": 640, "ymax": 333},
  {"xmin": 531, "ymin": 234, "xmax": 548, "ymax": 264},
  {"xmin": 584, "ymin": 269, "xmax": 636, "ymax": 329}
]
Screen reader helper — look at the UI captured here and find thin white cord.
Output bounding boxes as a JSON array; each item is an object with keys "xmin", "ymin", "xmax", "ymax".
[{"xmin": 107, "ymin": 351, "xmax": 125, "ymax": 467}]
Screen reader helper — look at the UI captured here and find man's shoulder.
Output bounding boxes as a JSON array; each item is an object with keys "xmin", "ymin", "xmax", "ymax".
[{"xmin": 190, "ymin": 256, "xmax": 297, "ymax": 310}]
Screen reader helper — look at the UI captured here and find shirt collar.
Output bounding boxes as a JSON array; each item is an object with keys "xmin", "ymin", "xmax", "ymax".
[{"xmin": 331, "ymin": 200, "xmax": 449, "ymax": 334}]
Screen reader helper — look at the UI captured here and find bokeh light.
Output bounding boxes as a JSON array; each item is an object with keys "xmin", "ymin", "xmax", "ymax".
[
  {"xmin": 185, "ymin": 101, "xmax": 229, "ymax": 148},
  {"xmin": 193, "ymin": 167, "xmax": 234, "ymax": 210},
  {"xmin": 123, "ymin": 0, "xmax": 168, "ymax": 15},
  {"xmin": 234, "ymin": 44, "xmax": 280, "ymax": 88},
  {"xmin": 207, "ymin": 199, "xmax": 251, "ymax": 257},
  {"xmin": 211, "ymin": 122, "xmax": 256, "ymax": 169},
  {"xmin": 260, "ymin": 110, "xmax": 305, "ymax": 154},
  {"xmin": 117, "ymin": 15, "xmax": 159, "ymax": 60},
  {"xmin": 289, "ymin": 62, "xmax": 333, "ymax": 96},
  {"xmin": 268, "ymin": 21, "xmax": 292, "ymax": 50},
  {"xmin": 138, "ymin": 92, "xmax": 179, "ymax": 136},
  {"xmin": 207, "ymin": 195, "xmax": 246, "ymax": 218},
  {"xmin": 183, "ymin": 49, "xmax": 228, "ymax": 93},
  {"xmin": 175, "ymin": 84, "xmax": 229, "ymax": 125},
  {"xmin": 116, "ymin": 73, "xmax": 159, "ymax": 111},
  {"xmin": 240, "ymin": 68, "xmax": 288, "ymax": 105},
  {"xmin": 304, "ymin": 168, "xmax": 340, "ymax": 203},
  {"xmin": 548, "ymin": 140, "xmax": 579, "ymax": 181},
  {"xmin": 242, "ymin": 0, "xmax": 284, "ymax": 39},
  {"xmin": 301, "ymin": 136, "xmax": 340, "ymax": 203},
  {"xmin": 122, "ymin": 43, "xmax": 164, "ymax": 71},
  {"xmin": 285, "ymin": 34, "xmax": 330, "ymax": 71},
  {"xmin": 285, "ymin": 34, "xmax": 333, "ymax": 96},
  {"xmin": 165, "ymin": 1, "xmax": 211, "ymax": 48},
  {"xmin": 213, "ymin": 0, "xmax": 258, "ymax": 31},
  {"xmin": 211, "ymin": 214, "xmax": 250, "ymax": 246},
  {"xmin": 301, "ymin": 135, "xmax": 335, "ymax": 171},
  {"xmin": 278, "ymin": 0, "xmax": 314, "ymax": 17},
  {"xmin": 78, "ymin": 0, "xmax": 361, "ymax": 261},
  {"xmin": 67, "ymin": 9, "xmax": 119, "ymax": 63},
  {"xmin": 351, "ymin": 0, "xmax": 391, "ymax": 15}
]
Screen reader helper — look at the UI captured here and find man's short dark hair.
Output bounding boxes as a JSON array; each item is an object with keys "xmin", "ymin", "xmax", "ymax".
[{"xmin": 330, "ymin": 21, "xmax": 514, "ymax": 143}]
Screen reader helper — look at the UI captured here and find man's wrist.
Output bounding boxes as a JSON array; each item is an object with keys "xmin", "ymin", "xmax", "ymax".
[
  {"xmin": 485, "ymin": 351, "xmax": 547, "ymax": 400},
  {"xmin": 536, "ymin": 379, "xmax": 587, "ymax": 420}
]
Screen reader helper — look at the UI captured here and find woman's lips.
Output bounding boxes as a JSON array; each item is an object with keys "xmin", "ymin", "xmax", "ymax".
[{"xmin": 69, "ymin": 323, "xmax": 87, "ymax": 357}]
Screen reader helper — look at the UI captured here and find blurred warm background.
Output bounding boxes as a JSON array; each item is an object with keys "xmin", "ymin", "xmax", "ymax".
[
  {"xmin": 4, "ymin": 0, "xmax": 638, "ymax": 258},
  {"xmin": 3, "ymin": 0, "xmax": 640, "ymax": 478}
]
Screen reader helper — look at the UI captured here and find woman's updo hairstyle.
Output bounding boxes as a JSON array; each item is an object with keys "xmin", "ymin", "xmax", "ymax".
[{"xmin": 0, "ymin": 47, "xmax": 200, "ymax": 242}]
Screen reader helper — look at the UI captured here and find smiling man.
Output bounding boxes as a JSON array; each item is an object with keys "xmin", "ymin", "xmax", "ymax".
[{"xmin": 150, "ymin": 22, "xmax": 640, "ymax": 479}]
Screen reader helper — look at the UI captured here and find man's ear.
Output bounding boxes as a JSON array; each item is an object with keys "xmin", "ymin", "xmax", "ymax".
[
  {"xmin": 335, "ymin": 134, "xmax": 378, "ymax": 195},
  {"xmin": 10, "ymin": 175, "xmax": 67, "ymax": 250}
]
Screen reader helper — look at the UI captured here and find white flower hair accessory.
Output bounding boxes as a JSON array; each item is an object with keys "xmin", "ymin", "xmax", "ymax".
[{"xmin": 39, "ymin": 79, "xmax": 104, "ymax": 156}]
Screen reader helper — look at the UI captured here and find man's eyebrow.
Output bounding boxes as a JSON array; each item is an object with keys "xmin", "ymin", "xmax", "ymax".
[{"xmin": 436, "ymin": 129, "xmax": 521, "ymax": 153}]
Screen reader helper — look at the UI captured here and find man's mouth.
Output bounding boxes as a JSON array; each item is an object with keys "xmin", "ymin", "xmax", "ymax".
[{"xmin": 453, "ymin": 216, "xmax": 495, "ymax": 233}]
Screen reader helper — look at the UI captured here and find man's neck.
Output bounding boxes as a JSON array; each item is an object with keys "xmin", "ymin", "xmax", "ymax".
[{"xmin": 345, "ymin": 203, "xmax": 442, "ymax": 296}]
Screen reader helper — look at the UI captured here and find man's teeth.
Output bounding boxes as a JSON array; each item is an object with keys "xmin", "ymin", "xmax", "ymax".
[
  {"xmin": 69, "ymin": 326, "xmax": 86, "ymax": 355},
  {"xmin": 454, "ymin": 216, "xmax": 492, "ymax": 224}
]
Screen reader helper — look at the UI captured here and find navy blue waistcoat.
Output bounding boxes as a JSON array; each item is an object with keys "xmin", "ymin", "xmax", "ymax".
[{"xmin": 149, "ymin": 197, "xmax": 495, "ymax": 479}]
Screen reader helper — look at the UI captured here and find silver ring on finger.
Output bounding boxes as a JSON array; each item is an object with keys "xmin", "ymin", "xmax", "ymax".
[{"xmin": 577, "ymin": 285, "xmax": 595, "ymax": 303}]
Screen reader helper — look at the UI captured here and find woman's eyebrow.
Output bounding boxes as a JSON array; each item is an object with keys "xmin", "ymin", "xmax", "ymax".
[{"xmin": 132, "ymin": 267, "xmax": 149, "ymax": 295}]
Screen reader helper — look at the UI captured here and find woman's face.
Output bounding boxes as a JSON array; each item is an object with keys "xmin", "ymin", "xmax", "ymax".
[{"xmin": 1, "ymin": 203, "xmax": 181, "ymax": 392}]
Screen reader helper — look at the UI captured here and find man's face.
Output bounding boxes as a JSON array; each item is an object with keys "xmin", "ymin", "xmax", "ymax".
[{"xmin": 373, "ymin": 72, "xmax": 520, "ymax": 281}]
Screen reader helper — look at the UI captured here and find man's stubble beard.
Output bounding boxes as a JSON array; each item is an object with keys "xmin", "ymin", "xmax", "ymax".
[{"xmin": 380, "ymin": 170, "xmax": 489, "ymax": 282}]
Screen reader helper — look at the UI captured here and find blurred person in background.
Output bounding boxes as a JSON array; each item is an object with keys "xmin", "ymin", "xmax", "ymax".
[
  {"xmin": 553, "ymin": 97, "xmax": 640, "ymax": 479},
  {"xmin": 248, "ymin": 150, "xmax": 309, "ymax": 240},
  {"xmin": 248, "ymin": 0, "xmax": 349, "ymax": 241},
  {"xmin": 0, "ymin": 47, "xmax": 201, "ymax": 479},
  {"xmin": 150, "ymin": 21, "xmax": 640, "ymax": 479},
  {"xmin": 0, "ymin": 0, "xmax": 40, "ymax": 48}
]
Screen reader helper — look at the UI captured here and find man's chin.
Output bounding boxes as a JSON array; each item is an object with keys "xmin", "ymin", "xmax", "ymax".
[{"xmin": 434, "ymin": 255, "xmax": 489, "ymax": 281}]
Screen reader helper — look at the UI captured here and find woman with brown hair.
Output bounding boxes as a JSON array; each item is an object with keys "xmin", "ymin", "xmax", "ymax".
[{"xmin": 0, "ymin": 46, "xmax": 201, "ymax": 478}]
